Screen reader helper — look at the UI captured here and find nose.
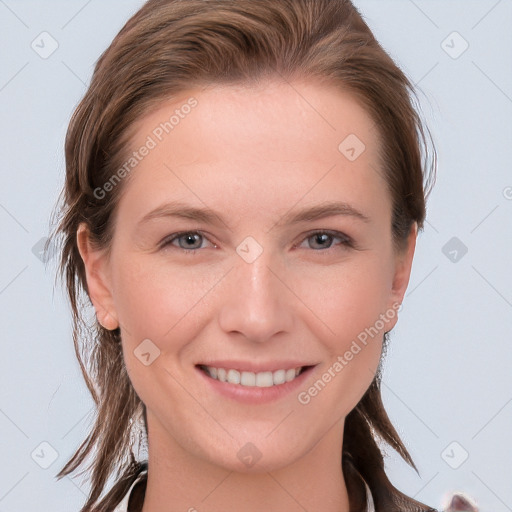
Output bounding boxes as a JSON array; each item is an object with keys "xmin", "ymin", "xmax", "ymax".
[{"xmin": 217, "ymin": 250, "xmax": 294, "ymax": 343}]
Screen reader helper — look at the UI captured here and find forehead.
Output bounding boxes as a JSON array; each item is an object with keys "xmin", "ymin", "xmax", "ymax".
[
  {"xmin": 117, "ymin": 79, "xmax": 388, "ymax": 223},
  {"xmin": 131, "ymin": 79, "xmax": 380, "ymax": 162}
]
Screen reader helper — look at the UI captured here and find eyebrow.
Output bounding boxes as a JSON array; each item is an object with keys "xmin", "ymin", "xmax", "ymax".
[
  {"xmin": 137, "ymin": 201, "xmax": 226, "ymax": 227},
  {"xmin": 276, "ymin": 201, "xmax": 371, "ymax": 226},
  {"xmin": 137, "ymin": 200, "xmax": 371, "ymax": 228}
]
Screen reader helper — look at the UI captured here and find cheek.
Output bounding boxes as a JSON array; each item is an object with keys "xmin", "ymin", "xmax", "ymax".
[
  {"xmin": 111, "ymin": 254, "xmax": 227, "ymax": 343},
  {"xmin": 114, "ymin": 257, "xmax": 225, "ymax": 418},
  {"xmin": 293, "ymin": 253, "xmax": 394, "ymax": 347},
  {"xmin": 294, "ymin": 259, "xmax": 391, "ymax": 418}
]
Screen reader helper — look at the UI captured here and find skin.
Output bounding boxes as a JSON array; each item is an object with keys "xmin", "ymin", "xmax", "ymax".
[{"xmin": 77, "ymin": 80, "xmax": 417, "ymax": 512}]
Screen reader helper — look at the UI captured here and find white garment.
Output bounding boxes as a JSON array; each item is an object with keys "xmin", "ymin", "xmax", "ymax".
[
  {"xmin": 112, "ymin": 472, "xmax": 147, "ymax": 512},
  {"xmin": 112, "ymin": 471, "xmax": 376, "ymax": 512}
]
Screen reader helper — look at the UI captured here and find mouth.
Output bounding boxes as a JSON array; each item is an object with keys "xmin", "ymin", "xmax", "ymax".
[{"xmin": 197, "ymin": 364, "xmax": 312, "ymax": 388}]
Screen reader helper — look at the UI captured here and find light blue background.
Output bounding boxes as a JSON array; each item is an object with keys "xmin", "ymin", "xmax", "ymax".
[{"xmin": 0, "ymin": 1, "xmax": 511, "ymax": 511}]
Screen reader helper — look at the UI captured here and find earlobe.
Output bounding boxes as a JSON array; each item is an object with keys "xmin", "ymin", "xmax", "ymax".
[{"xmin": 76, "ymin": 223, "xmax": 119, "ymax": 331}]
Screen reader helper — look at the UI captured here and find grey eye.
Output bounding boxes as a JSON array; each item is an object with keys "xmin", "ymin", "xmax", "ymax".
[
  {"xmin": 307, "ymin": 233, "xmax": 335, "ymax": 250},
  {"xmin": 175, "ymin": 233, "xmax": 203, "ymax": 250}
]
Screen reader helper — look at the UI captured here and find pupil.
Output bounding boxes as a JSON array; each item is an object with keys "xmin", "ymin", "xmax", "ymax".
[
  {"xmin": 314, "ymin": 233, "xmax": 331, "ymax": 248},
  {"xmin": 184, "ymin": 234, "xmax": 199, "ymax": 247}
]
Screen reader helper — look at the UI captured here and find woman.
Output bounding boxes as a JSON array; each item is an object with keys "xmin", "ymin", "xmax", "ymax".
[{"xmin": 50, "ymin": 0, "xmax": 478, "ymax": 510}]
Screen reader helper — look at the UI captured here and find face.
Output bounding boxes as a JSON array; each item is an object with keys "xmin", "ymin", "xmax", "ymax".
[{"xmin": 78, "ymin": 80, "xmax": 416, "ymax": 474}]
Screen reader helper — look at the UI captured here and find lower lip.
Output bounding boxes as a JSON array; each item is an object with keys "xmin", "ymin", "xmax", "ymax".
[{"xmin": 196, "ymin": 366, "xmax": 316, "ymax": 405}]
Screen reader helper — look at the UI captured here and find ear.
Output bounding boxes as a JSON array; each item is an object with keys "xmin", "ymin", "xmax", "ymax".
[
  {"xmin": 386, "ymin": 223, "xmax": 417, "ymax": 330},
  {"xmin": 77, "ymin": 223, "xmax": 119, "ymax": 330}
]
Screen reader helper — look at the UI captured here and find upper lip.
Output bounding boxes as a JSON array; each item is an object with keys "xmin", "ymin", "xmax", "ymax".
[{"xmin": 197, "ymin": 360, "xmax": 316, "ymax": 373}]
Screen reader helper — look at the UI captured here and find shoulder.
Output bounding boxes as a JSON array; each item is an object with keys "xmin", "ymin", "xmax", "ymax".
[{"xmin": 110, "ymin": 473, "xmax": 478, "ymax": 512}]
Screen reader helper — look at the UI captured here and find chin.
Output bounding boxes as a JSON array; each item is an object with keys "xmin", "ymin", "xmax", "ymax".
[{"xmin": 203, "ymin": 432, "xmax": 309, "ymax": 474}]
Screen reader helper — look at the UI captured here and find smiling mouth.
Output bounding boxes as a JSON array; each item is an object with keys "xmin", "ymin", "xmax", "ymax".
[{"xmin": 198, "ymin": 365, "xmax": 310, "ymax": 387}]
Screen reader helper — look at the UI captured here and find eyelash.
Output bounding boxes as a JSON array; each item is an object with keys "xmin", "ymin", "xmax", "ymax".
[{"xmin": 159, "ymin": 230, "xmax": 354, "ymax": 254}]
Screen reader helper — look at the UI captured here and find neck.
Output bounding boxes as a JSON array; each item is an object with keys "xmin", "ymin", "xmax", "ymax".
[{"xmin": 140, "ymin": 418, "xmax": 350, "ymax": 512}]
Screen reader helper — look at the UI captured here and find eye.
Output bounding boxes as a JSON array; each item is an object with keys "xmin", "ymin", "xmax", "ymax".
[
  {"xmin": 160, "ymin": 230, "xmax": 353, "ymax": 254},
  {"xmin": 160, "ymin": 231, "xmax": 214, "ymax": 252},
  {"xmin": 298, "ymin": 230, "xmax": 353, "ymax": 250}
]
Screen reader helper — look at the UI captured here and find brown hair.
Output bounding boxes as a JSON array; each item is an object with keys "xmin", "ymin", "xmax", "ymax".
[{"xmin": 50, "ymin": 0, "xmax": 436, "ymax": 510}]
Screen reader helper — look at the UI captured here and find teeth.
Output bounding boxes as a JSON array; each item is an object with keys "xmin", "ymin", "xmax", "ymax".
[
  {"xmin": 256, "ymin": 371, "xmax": 273, "ymax": 387},
  {"xmin": 273, "ymin": 369, "xmax": 286, "ymax": 385},
  {"xmin": 227, "ymin": 369, "xmax": 240, "ymax": 384},
  {"xmin": 203, "ymin": 365, "xmax": 304, "ymax": 387},
  {"xmin": 240, "ymin": 371, "xmax": 256, "ymax": 386},
  {"xmin": 287, "ymin": 368, "xmax": 298, "ymax": 382}
]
